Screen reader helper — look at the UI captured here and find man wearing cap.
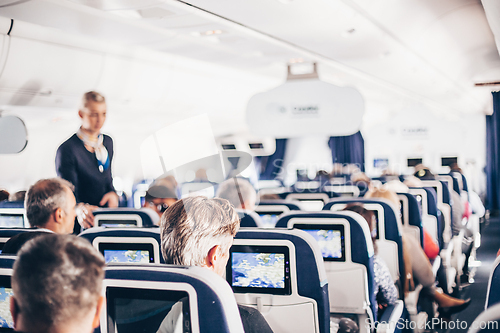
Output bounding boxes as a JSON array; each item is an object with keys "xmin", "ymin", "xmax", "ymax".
[{"xmin": 143, "ymin": 176, "xmax": 179, "ymax": 218}]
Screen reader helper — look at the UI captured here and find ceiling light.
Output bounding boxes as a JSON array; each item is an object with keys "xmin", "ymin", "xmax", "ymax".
[{"xmin": 289, "ymin": 58, "xmax": 304, "ymax": 64}]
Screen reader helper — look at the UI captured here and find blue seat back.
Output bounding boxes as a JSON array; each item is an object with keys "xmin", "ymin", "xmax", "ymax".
[
  {"xmin": 103, "ymin": 265, "xmax": 245, "ymax": 333},
  {"xmin": 0, "ymin": 228, "xmax": 35, "ymax": 252},
  {"xmin": 486, "ymin": 256, "xmax": 500, "ymax": 309},
  {"xmin": 232, "ymin": 228, "xmax": 330, "ymax": 333},
  {"xmin": 236, "ymin": 209, "xmax": 264, "ymax": 228},
  {"xmin": 397, "ymin": 193, "xmax": 424, "ymax": 247},
  {"xmin": 322, "ymin": 198, "xmax": 404, "ymax": 285},
  {"xmin": 79, "ymin": 227, "xmax": 163, "ymax": 263},
  {"xmin": 0, "ymin": 201, "xmax": 24, "ymax": 209},
  {"xmin": 257, "ymin": 200, "xmax": 301, "ymax": 211},
  {"xmin": 254, "ymin": 201, "xmax": 301, "ymax": 228},
  {"xmin": 92, "ymin": 208, "xmax": 159, "ymax": 227},
  {"xmin": 276, "ymin": 211, "xmax": 377, "ymax": 321}
]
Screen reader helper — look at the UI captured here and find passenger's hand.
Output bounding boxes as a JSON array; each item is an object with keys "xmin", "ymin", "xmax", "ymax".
[
  {"xmin": 76, "ymin": 203, "xmax": 97, "ymax": 229},
  {"xmin": 100, "ymin": 191, "xmax": 119, "ymax": 208}
]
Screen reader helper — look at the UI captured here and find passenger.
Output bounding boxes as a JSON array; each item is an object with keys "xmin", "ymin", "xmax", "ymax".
[
  {"xmin": 2, "ymin": 178, "xmax": 77, "ymax": 254},
  {"xmin": 55, "ymin": 91, "xmax": 118, "ymax": 228},
  {"xmin": 143, "ymin": 177, "xmax": 179, "ymax": 218},
  {"xmin": 8, "ymin": 190, "xmax": 26, "ymax": 202},
  {"xmin": 10, "ymin": 234, "xmax": 105, "ymax": 333},
  {"xmin": 0, "ymin": 189, "xmax": 9, "ymax": 202},
  {"xmin": 216, "ymin": 178, "xmax": 257, "ymax": 210},
  {"xmin": 343, "ymin": 204, "xmax": 398, "ymax": 310},
  {"xmin": 159, "ymin": 196, "xmax": 274, "ymax": 333},
  {"xmin": 365, "ymin": 187, "xmax": 470, "ymax": 316},
  {"xmin": 259, "ymin": 193, "xmax": 281, "ymax": 201}
]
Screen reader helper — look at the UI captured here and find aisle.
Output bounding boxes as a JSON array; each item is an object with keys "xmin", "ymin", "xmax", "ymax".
[{"xmin": 447, "ymin": 218, "xmax": 500, "ymax": 332}]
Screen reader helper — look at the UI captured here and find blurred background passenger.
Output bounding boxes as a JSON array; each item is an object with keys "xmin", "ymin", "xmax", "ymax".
[
  {"xmin": 216, "ymin": 178, "xmax": 257, "ymax": 210},
  {"xmin": 143, "ymin": 176, "xmax": 179, "ymax": 218},
  {"xmin": 0, "ymin": 189, "xmax": 9, "ymax": 202},
  {"xmin": 365, "ymin": 186, "xmax": 470, "ymax": 316},
  {"xmin": 343, "ymin": 204, "xmax": 398, "ymax": 311},
  {"xmin": 8, "ymin": 190, "xmax": 26, "ymax": 202}
]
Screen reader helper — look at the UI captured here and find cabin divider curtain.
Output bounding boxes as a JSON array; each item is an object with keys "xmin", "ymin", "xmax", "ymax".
[
  {"xmin": 486, "ymin": 91, "xmax": 500, "ymax": 211},
  {"xmin": 258, "ymin": 139, "xmax": 288, "ymax": 180},
  {"xmin": 328, "ymin": 131, "xmax": 365, "ymax": 171}
]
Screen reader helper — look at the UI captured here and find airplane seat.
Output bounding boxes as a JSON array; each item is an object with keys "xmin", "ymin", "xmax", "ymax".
[
  {"xmin": 322, "ymin": 198, "xmax": 404, "ymax": 288},
  {"xmin": 255, "ymin": 200, "xmax": 301, "ymax": 228},
  {"xmin": 92, "ymin": 207, "xmax": 159, "ymax": 228},
  {"xmin": 257, "ymin": 200, "xmax": 302, "ymax": 211},
  {"xmin": 278, "ymin": 191, "xmax": 339, "ymax": 211},
  {"xmin": 411, "ymin": 187, "xmax": 457, "ymax": 295},
  {"xmin": 78, "ymin": 227, "xmax": 163, "ymax": 264},
  {"xmin": 0, "ymin": 228, "xmax": 35, "ymax": 252},
  {"xmin": 0, "ymin": 201, "xmax": 24, "ymax": 209},
  {"xmin": 467, "ymin": 303, "xmax": 500, "ymax": 333},
  {"xmin": 0, "ymin": 256, "xmax": 16, "ymax": 331},
  {"xmin": 276, "ymin": 211, "xmax": 405, "ymax": 333},
  {"xmin": 180, "ymin": 180, "xmax": 216, "ymax": 199},
  {"xmin": 0, "ymin": 203, "xmax": 28, "ymax": 228},
  {"xmin": 102, "ymin": 264, "xmax": 245, "ymax": 333},
  {"xmin": 236, "ymin": 209, "xmax": 265, "ymax": 227},
  {"xmin": 397, "ymin": 193, "xmax": 424, "ymax": 248},
  {"xmin": 485, "ymin": 255, "xmax": 500, "ymax": 309},
  {"xmin": 230, "ymin": 228, "xmax": 330, "ymax": 333},
  {"xmin": 322, "ymin": 184, "xmax": 361, "ymax": 198}
]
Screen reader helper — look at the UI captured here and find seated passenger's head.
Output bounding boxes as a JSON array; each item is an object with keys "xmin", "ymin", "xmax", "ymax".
[
  {"xmin": 413, "ymin": 164, "xmax": 435, "ymax": 180},
  {"xmin": 160, "ymin": 196, "xmax": 239, "ymax": 276},
  {"xmin": 143, "ymin": 183, "xmax": 178, "ymax": 218},
  {"xmin": 11, "ymin": 234, "xmax": 105, "ymax": 333},
  {"xmin": 0, "ymin": 189, "xmax": 9, "ymax": 202},
  {"xmin": 26, "ymin": 178, "xmax": 76, "ymax": 234},
  {"xmin": 215, "ymin": 178, "xmax": 257, "ymax": 210},
  {"xmin": 343, "ymin": 204, "xmax": 377, "ymax": 253},
  {"xmin": 364, "ymin": 186, "xmax": 399, "ymax": 207},
  {"xmin": 9, "ymin": 191, "xmax": 26, "ymax": 202}
]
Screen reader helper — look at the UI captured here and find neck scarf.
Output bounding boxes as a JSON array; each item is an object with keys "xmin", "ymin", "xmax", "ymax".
[{"xmin": 77, "ymin": 128, "xmax": 109, "ymax": 172}]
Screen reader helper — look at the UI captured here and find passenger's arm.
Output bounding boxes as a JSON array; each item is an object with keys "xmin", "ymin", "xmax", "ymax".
[{"xmin": 374, "ymin": 257, "xmax": 399, "ymax": 307}]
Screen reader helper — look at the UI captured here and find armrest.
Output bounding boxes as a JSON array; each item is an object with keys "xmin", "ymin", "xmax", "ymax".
[{"xmin": 376, "ymin": 300, "xmax": 404, "ymax": 333}]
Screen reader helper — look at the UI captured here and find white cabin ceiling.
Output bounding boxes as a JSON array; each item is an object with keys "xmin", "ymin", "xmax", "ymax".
[{"xmin": 0, "ymin": 0, "xmax": 499, "ymax": 116}]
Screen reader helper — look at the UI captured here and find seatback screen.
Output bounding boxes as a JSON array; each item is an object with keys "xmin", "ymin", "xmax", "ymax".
[
  {"xmin": 98, "ymin": 219, "xmax": 138, "ymax": 228},
  {"xmin": 99, "ymin": 243, "xmax": 155, "ymax": 264},
  {"xmin": 0, "ymin": 214, "xmax": 24, "ymax": 228},
  {"xmin": 257, "ymin": 211, "xmax": 283, "ymax": 228},
  {"xmin": 227, "ymin": 245, "xmax": 291, "ymax": 295},
  {"xmin": 0, "ymin": 276, "xmax": 14, "ymax": 330},
  {"xmin": 294, "ymin": 224, "xmax": 345, "ymax": 261},
  {"xmin": 107, "ymin": 287, "xmax": 191, "ymax": 333},
  {"xmin": 298, "ymin": 199, "xmax": 324, "ymax": 211}
]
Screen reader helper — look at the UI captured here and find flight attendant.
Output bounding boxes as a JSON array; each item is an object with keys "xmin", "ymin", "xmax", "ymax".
[{"xmin": 56, "ymin": 91, "xmax": 118, "ymax": 228}]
